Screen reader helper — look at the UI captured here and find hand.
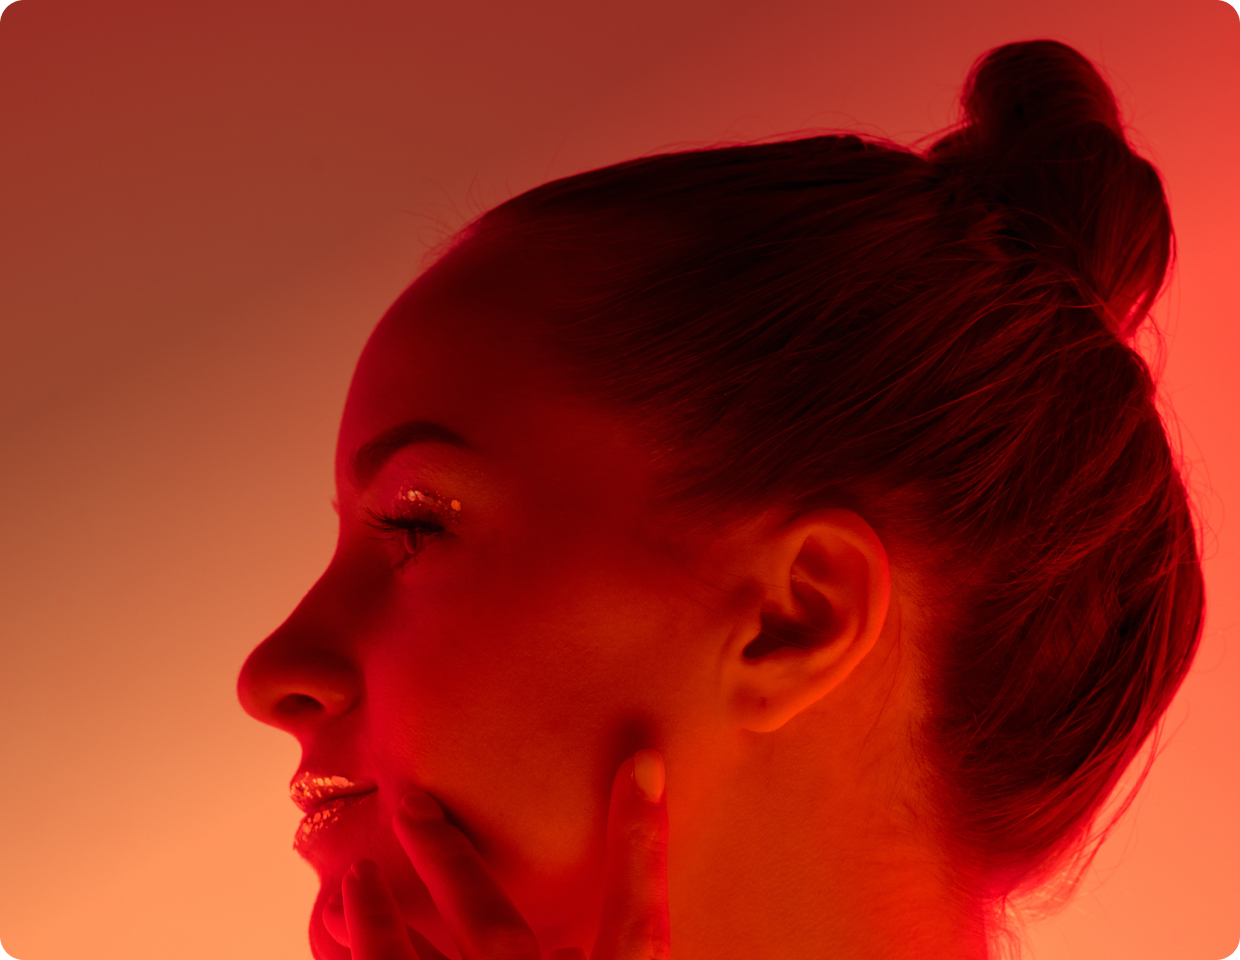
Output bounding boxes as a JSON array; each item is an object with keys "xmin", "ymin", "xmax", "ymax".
[{"xmin": 341, "ymin": 750, "xmax": 670, "ymax": 960}]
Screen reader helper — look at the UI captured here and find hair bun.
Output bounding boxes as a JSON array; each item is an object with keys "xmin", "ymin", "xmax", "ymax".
[{"xmin": 929, "ymin": 40, "xmax": 1172, "ymax": 340}]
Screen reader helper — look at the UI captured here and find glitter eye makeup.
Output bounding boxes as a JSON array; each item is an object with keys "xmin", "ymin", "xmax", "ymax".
[
  {"xmin": 364, "ymin": 486, "xmax": 463, "ymax": 565},
  {"xmin": 397, "ymin": 486, "xmax": 463, "ymax": 516}
]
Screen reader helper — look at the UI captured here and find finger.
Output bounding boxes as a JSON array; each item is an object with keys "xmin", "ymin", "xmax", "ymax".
[
  {"xmin": 591, "ymin": 750, "xmax": 670, "ymax": 960},
  {"xmin": 341, "ymin": 858, "xmax": 423, "ymax": 960},
  {"xmin": 394, "ymin": 790, "xmax": 542, "ymax": 960}
]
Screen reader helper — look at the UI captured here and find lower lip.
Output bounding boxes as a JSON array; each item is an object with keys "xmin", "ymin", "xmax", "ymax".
[{"xmin": 294, "ymin": 792, "xmax": 375, "ymax": 851}]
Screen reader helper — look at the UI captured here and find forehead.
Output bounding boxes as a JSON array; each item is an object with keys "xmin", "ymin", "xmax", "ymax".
[{"xmin": 337, "ymin": 240, "xmax": 652, "ymax": 498}]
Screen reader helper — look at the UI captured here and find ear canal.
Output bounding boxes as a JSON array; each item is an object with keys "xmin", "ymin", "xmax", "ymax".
[{"xmin": 742, "ymin": 609, "xmax": 825, "ymax": 659}]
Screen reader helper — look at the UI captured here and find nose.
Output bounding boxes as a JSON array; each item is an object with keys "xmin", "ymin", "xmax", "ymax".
[{"xmin": 237, "ymin": 573, "xmax": 364, "ymax": 739}]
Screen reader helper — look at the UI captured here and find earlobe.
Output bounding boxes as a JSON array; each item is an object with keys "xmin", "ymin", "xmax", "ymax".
[{"xmin": 725, "ymin": 508, "xmax": 891, "ymax": 733}]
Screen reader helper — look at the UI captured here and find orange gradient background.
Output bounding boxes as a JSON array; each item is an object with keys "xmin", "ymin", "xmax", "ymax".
[{"xmin": 0, "ymin": 1, "xmax": 1236, "ymax": 958}]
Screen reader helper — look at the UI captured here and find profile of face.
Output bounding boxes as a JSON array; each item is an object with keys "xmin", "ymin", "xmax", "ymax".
[
  {"xmin": 232, "ymin": 36, "xmax": 1210, "ymax": 959},
  {"xmin": 237, "ymin": 236, "xmax": 900, "ymax": 959}
]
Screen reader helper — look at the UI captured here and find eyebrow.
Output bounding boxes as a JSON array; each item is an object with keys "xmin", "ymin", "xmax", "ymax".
[{"xmin": 349, "ymin": 420, "xmax": 470, "ymax": 490}]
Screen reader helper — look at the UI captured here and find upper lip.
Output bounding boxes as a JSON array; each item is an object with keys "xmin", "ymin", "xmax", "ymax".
[{"xmin": 289, "ymin": 771, "xmax": 378, "ymax": 814}]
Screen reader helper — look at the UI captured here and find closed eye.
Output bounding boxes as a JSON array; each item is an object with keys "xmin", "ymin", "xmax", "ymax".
[{"xmin": 364, "ymin": 510, "xmax": 447, "ymax": 565}]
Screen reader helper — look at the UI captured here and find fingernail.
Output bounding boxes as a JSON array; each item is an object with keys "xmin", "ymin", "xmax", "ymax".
[
  {"xmin": 632, "ymin": 749, "xmax": 665, "ymax": 804},
  {"xmin": 349, "ymin": 858, "xmax": 381, "ymax": 883},
  {"xmin": 400, "ymin": 789, "xmax": 444, "ymax": 821}
]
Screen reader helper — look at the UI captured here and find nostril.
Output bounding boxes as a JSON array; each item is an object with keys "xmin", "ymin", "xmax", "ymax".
[
  {"xmin": 237, "ymin": 639, "xmax": 362, "ymax": 728},
  {"xmin": 276, "ymin": 693, "xmax": 326, "ymax": 716}
]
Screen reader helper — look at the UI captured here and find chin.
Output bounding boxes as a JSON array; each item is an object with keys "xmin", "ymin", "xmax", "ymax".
[{"xmin": 308, "ymin": 891, "xmax": 354, "ymax": 960}]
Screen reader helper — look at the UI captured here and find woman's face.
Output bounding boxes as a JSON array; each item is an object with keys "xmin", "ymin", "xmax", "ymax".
[{"xmin": 237, "ymin": 242, "xmax": 759, "ymax": 959}]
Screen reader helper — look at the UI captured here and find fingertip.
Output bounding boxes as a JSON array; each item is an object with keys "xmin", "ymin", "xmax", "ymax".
[
  {"xmin": 348, "ymin": 857, "xmax": 381, "ymax": 883},
  {"xmin": 341, "ymin": 856, "xmax": 424, "ymax": 960},
  {"xmin": 399, "ymin": 789, "xmax": 445, "ymax": 822},
  {"xmin": 632, "ymin": 749, "xmax": 665, "ymax": 805}
]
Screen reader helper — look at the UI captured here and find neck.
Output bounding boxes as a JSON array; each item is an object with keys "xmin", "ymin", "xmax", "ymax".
[{"xmin": 664, "ymin": 710, "xmax": 988, "ymax": 959}]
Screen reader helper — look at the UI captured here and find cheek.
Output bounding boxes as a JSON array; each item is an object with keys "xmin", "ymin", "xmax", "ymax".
[{"xmin": 373, "ymin": 534, "xmax": 698, "ymax": 819}]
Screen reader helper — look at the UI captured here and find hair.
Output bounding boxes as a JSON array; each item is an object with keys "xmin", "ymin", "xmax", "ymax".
[{"xmin": 456, "ymin": 39, "xmax": 1205, "ymax": 944}]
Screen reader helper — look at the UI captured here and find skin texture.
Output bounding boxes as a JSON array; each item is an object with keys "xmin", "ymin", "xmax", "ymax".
[
  {"xmin": 237, "ymin": 240, "xmax": 988, "ymax": 960},
  {"xmin": 337, "ymin": 751, "xmax": 671, "ymax": 960}
]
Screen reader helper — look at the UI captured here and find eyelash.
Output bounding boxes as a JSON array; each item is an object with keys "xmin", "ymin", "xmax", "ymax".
[{"xmin": 364, "ymin": 508, "xmax": 448, "ymax": 565}]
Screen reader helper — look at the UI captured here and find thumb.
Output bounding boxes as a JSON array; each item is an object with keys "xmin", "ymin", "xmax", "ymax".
[{"xmin": 592, "ymin": 749, "xmax": 671, "ymax": 960}]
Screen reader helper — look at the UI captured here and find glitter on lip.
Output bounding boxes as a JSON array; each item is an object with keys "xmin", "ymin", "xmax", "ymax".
[
  {"xmin": 289, "ymin": 773, "xmax": 378, "ymax": 852},
  {"xmin": 289, "ymin": 772, "xmax": 378, "ymax": 813},
  {"xmin": 293, "ymin": 796, "xmax": 372, "ymax": 851}
]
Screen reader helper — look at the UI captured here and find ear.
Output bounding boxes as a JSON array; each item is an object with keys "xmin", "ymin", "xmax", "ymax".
[{"xmin": 723, "ymin": 508, "xmax": 891, "ymax": 733}]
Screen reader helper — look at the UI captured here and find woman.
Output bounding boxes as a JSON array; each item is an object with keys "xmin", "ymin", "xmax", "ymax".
[{"xmin": 237, "ymin": 39, "xmax": 1204, "ymax": 960}]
